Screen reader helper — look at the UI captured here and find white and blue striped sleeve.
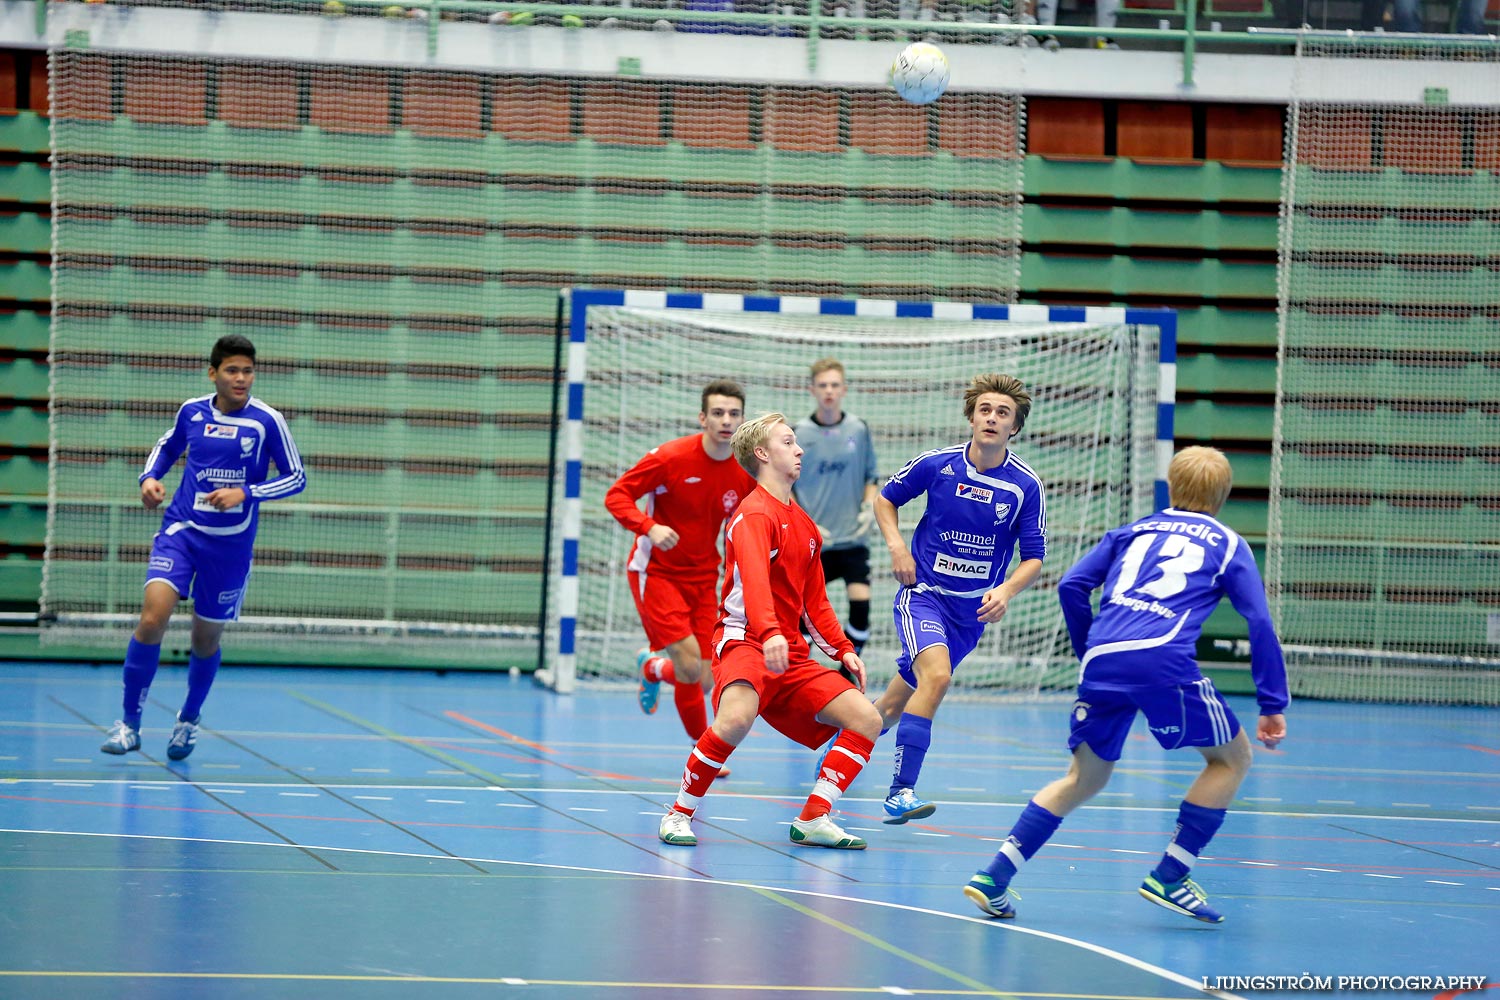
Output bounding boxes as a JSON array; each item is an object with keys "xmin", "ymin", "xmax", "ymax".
[
  {"xmin": 139, "ymin": 402, "xmax": 190, "ymax": 484},
  {"xmin": 247, "ymin": 405, "xmax": 306, "ymax": 502}
]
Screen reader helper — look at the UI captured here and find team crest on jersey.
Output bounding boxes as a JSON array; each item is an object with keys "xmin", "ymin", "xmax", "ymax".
[
  {"xmin": 955, "ymin": 482, "xmax": 993, "ymax": 504},
  {"xmin": 994, "ymin": 502, "xmax": 1011, "ymax": 521},
  {"xmin": 1073, "ymin": 700, "xmax": 1090, "ymax": 722},
  {"xmin": 204, "ymin": 423, "xmax": 238, "ymax": 439},
  {"xmin": 240, "ymin": 436, "xmax": 255, "ymax": 454},
  {"xmin": 722, "ymin": 490, "xmax": 740, "ymax": 513}
]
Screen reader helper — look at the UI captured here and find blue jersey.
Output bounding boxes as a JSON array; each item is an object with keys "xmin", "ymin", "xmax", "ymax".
[
  {"xmin": 1058, "ymin": 507, "xmax": 1288, "ymax": 714},
  {"xmin": 881, "ymin": 443, "xmax": 1047, "ymax": 612},
  {"xmin": 141, "ymin": 394, "xmax": 306, "ymax": 541}
]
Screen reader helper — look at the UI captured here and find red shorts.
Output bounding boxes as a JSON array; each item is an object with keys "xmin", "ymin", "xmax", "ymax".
[
  {"xmin": 628, "ymin": 570, "xmax": 718, "ymax": 660},
  {"xmin": 711, "ymin": 640, "xmax": 857, "ymax": 750}
]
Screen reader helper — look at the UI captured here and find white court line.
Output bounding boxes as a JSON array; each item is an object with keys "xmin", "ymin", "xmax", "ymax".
[
  {"xmin": 5, "ymin": 779, "xmax": 1499, "ymax": 824},
  {"xmin": 1363, "ymin": 873, "xmax": 1401, "ymax": 879},
  {"xmin": 53, "ymin": 758, "xmax": 91, "ymax": 764},
  {"xmin": 912, "ymin": 832, "xmax": 950, "ymax": 838},
  {"xmin": 495, "ymin": 803, "xmax": 536, "ymax": 809},
  {"xmin": 127, "ymin": 785, "xmax": 171, "ymax": 791},
  {"xmin": 352, "ymin": 768, "xmax": 390, "ymax": 774},
  {"xmin": 207, "ymin": 789, "xmax": 244, "ymax": 795},
  {"xmin": 279, "ymin": 792, "xmax": 318, "ymax": 798},
  {"xmin": 51, "ymin": 781, "xmax": 94, "ymax": 787},
  {"xmin": 706, "ymin": 816, "xmax": 747, "ymax": 822},
  {"xmin": 568, "ymin": 807, "xmax": 606, "ymax": 813},
  {"xmin": 1427, "ymin": 880, "xmax": 1463, "ymax": 886},
  {"xmin": 353, "ymin": 796, "xmax": 392, "ymax": 801},
  {"xmin": 1303, "ymin": 867, "xmax": 1339, "ymax": 872},
  {"xmin": 200, "ymin": 763, "xmax": 239, "ymax": 769},
  {"xmin": 1391, "ymin": 802, "xmax": 1431, "ymax": 808},
  {"xmin": 0, "ymin": 826, "xmax": 1249, "ymax": 1000},
  {"xmin": 426, "ymin": 799, "xmax": 465, "ymax": 805},
  {"xmin": 1240, "ymin": 861, "xmax": 1276, "ymax": 867}
]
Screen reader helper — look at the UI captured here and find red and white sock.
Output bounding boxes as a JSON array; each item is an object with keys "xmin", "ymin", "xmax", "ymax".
[
  {"xmin": 671, "ymin": 729, "xmax": 735, "ymax": 818},
  {"xmin": 799, "ymin": 731, "xmax": 875, "ymax": 821},
  {"xmin": 643, "ymin": 655, "xmax": 675, "ymax": 683}
]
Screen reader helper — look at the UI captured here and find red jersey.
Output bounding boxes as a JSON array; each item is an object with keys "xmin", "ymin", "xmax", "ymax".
[
  {"xmin": 715, "ymin": 485, "xmax": 854, "ymax": 662},
  {"xmin": 604, "ymin": 434, "xmax": 756, "ymax": 583}
]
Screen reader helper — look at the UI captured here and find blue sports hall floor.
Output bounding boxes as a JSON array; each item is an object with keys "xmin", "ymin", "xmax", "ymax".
[{"xmin": 1, "ymin": 661, "xmax": 1496, "ymax": 1000}]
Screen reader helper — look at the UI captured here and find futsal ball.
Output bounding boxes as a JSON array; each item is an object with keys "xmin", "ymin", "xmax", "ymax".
[{"xmin": 890, "ymin": 42, "xmax": 950, "ymax": 105}]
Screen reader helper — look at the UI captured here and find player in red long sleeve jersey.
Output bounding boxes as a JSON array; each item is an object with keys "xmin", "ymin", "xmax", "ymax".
[
  {"xmin": 657, "ymin": 413, "xmax": 882, "ymax": 850},
  {"xmin": 604, "ymin": 380, "xmax": 756, "ymax": 744}
]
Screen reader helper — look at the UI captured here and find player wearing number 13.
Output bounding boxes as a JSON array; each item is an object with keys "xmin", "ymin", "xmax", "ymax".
[{"xmin": 964, "ymin": 446, "xmax": 1288, "ymax": 925}]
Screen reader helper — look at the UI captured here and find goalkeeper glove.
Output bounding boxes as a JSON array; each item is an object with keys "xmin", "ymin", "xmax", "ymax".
[{"xmin": 854, "ymin": 500, "xmax": 876, "ymax": 539}]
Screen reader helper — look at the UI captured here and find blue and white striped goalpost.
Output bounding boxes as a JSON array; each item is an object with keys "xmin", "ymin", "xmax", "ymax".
[{"xmin": 539, "ymin": 288, "xmax": 1177, "ymax": 694}]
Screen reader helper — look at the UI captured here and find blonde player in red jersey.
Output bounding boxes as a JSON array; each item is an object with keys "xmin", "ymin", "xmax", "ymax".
[
  {"xmin": 657, "ymin": 413, "xmax": 883, "ymax": 849},
  {"xmin": 604, "ymin": 380, "xmax": 757, "ymax": 744}
]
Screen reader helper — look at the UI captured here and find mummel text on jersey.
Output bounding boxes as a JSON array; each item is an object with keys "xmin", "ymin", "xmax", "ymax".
[
  {"xmin": 881, "ymin": 443, "xmax": 1047, "ymax": 610},
  {"xmin": 141, "ymin": 394, "xmax": 306, "ymax": 538},
  {"xmin": 1058, "ymin": 508, "xmax": 1288, "ymax": 713}
]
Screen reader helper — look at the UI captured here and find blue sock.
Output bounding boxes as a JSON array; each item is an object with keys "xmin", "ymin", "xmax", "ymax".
[
  {"xmin": 179, "ymin": 649, "xmax": 221, "ymax": 723},
  {"xmin": 121, "ymin": 638, "xmax": 162, "ymax": 730},
  {"xmin": 981, "ymin": 800, "xmax": 1063, "ymax": 885},
  {"xmin": 1152, "ymin": 800, "xmax": 1227, "ymax": 883},
  {"xmin": 888, "ymin": 712, "xmax": 932, "ymax": 796}
]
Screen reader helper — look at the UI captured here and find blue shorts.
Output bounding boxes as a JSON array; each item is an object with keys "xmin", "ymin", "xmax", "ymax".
[
  {"xmin": 145, "ymin": 525, "xmax": 254, "ymax": 623},
  {"xmin": 1067, "ymin": 679, "xmax": 1242, "ymax": 762},
  {"xmin": 892, "ymin": 586, "xmax": 984, "ymax": 687}
]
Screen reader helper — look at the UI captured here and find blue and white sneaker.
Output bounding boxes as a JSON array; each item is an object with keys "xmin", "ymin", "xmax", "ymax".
[
  {"xmin": 166, "ymin": 715, "xmax": 200, "ymax": 760},
  {"xmin": 636, "ymin": 648, "xmax": 661, "ymax": 715},
  {"xmin": 1139, "ymin": 874, "xmax": 1224, "ymax": 924},
  {"xmin": 100, "ymin": 720, "xmax": 140, "ymax": 755},
  {"xmin": 963, "ymin": 873, "xmax": 1019, "ymax": 919},
  {"xmin": 882, "ymin": 787, "xmax": 936, "ymax": 825}
]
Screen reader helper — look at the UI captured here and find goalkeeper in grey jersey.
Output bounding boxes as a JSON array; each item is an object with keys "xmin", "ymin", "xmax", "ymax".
[{"xmin": 792, "ymin": 358, "xmax": 880, "ymax": 654}]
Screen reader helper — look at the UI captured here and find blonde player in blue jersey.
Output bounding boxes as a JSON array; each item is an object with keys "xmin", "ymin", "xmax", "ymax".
[
  {"xmin": 99, "ymin": 335, "xmax": 306, "ymax": 760},
  {"xmin": 872, "ymin": 373, "xmax": 1046, "ymax": 824},
  {"xmin": 964, "ymin": 446, "xmax": 1288, "ymax": 925}
]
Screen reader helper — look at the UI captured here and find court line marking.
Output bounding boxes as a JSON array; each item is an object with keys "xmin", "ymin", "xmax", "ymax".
[
  {"xmin": 6, "ymin": 778, "xmax": 1500, "ymax": 825},
  {"xmin": 0, "ymin": 826, "xmax": 1245, "ymax": 1000}
]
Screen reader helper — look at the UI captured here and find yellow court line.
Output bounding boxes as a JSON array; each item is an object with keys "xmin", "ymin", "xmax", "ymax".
[
  {"xmin": 0, "ymin": 972, "xmax": 1208, "ymax": 997},
  {"xmin": 748, "ymin": 884, "xmax": 1008, "ymax": 997}
]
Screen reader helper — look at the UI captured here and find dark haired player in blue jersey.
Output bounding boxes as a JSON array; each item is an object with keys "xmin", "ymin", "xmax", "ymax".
[
  {"xmin": 964, "ymin": 446, "xmax": 1288, "ymax": 925},
  {"xmin": 99, "ymin": 335, "xmax": 306, "ymax": 760},
  {"xmin": 871, "ymin": 373, "xmax": 1046, "ymax": 824}
]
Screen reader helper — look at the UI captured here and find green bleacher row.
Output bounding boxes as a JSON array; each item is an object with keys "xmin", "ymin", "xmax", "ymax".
[
  {"xmin": 49, "ymin": 120, "xmax": 1022, "ymax": 190},
  {"xmin": 33, "ymin": 251, "xmax": 1280, "ymax": 306},
  {"xmin": 45, "ymin": 563, "xmax": 545, "ymax": 619},
  {"xmin": 1274, "ymin": 598, "xmax": 1498, "ymax": 650},
  {"xmin": 1285, "ymin": 310, "xmax": 1496, "ymax": 352}
]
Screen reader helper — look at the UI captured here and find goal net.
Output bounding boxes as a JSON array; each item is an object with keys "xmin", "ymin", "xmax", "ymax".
[
  {"xmin": 540, "ymin": 289, "xmax": 1173, "ymax": 695},
  {"xmin": 1271, "ymin": 33, "xmax": 1500, "ymax": 705}
]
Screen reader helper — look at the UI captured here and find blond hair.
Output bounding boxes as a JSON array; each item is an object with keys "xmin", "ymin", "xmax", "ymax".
[
  {"xmin": 732, "ymin": 412, "xmax": 790, "ymax": 475},
  {"xmin": 1169, "ymin": 446, "xmax": 1233, "ymax": 514},
  {"xmin": 963, "ymin": 373, "xmax": 1032, "ymax": 432},
  {"xmin": 809, "ymin": 357, "xmax": 845, "ymax": 381}
]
